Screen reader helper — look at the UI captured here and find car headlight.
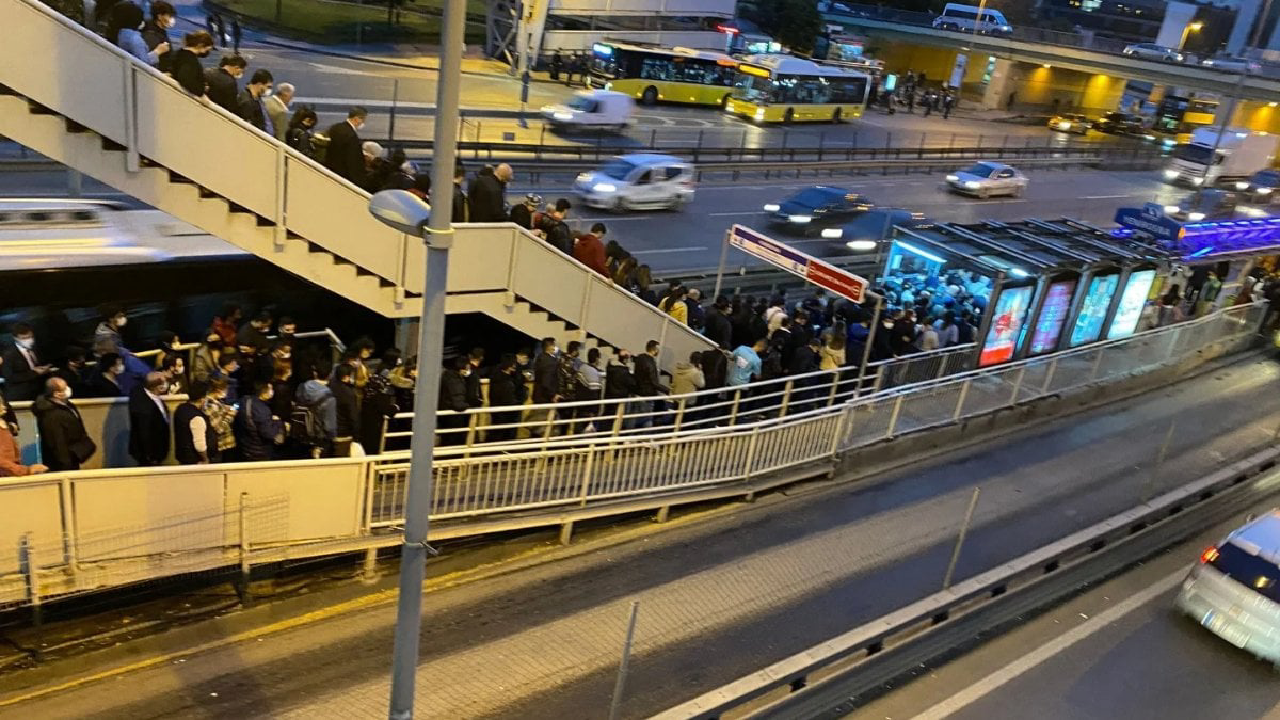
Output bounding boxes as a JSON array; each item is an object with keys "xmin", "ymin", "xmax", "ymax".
[
  {"xmin": 1260, "ymin": 188, "xmax": 1273, "ymax": 194},
  {"xmin": 964, "ymin": 181, "xmax": 981, "ymax": 189},
  {"xmin": 763, "ymin": 203, "xmax": 781, "ymax": 212},
  {"xmin": 821, "ymin": 228, "xmax": 844, "ymax": 239},
  {"xmin": 1058, "ymin": 121, "xmax": 1072, "ymax": 129},
  {"xmin": 1192, "ymin": 177, "xmax": 1204, "ymax": 185},
  {"xmin": 1000, "ymin": 25, "xmax": 1011, "ymax": 31},
  {"xmin": 1163, "ymin": 205, "xmax": 1181, "ymax": 214},
  {"xmin": 592, "ymin": 183, "xmax": 617, "ymax": 193},
  {"xmin": 846, "ymin": 239, "xmax": 877, "ymax": 250},
  {"xmin": 1236, "ymin": 181, "xmax": 1251, "ymax": 190},
  {"xmin": 754, "ymin": 108, "xmax": 765, "ymax": 121},
  {"xmin": 1188, "ymin": 211, "xmax": 1206, "ymax": 221},
  {"xmin": 788, "ymin": 214, "xmax": 812, "ymax": 224},
  {"xmin": 553, "ymin": 111, "xmax": 573, "ymax": 121},
  {"xmin": 946, "ymin": 174, "xmax": 959, "ymax": 182},
  {"xmin": 1163, "ymin": 169, "xmax": 1180, "ymax": 179},
  {"xmin": 576, "ymin": 172, "xmax": 592, "ymax": 182}
]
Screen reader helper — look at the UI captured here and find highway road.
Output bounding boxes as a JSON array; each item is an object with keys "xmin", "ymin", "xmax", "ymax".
[
  {"xmin": 852, "ymin": 494, "xmax": 1280, "ymax": 720},
  {"xmin": 2, "ymin": 355, "xmax": 1277, "ymax": 719}
]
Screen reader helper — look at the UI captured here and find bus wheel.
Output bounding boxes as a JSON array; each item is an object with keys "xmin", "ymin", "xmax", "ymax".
[
  {"xmin": 783, "ymin": 108, "xmax": 795, "ymax": 124},
  {"xmin": 642, "ymin": 87, "xmax": 658, "ymax": 106},
  {"xmin": 832, "ymin": 108, "xmax": 843, "ymax": 124},
  {"xmin": 720, "ymin": 94, "xmax": 730, "ymax": 109}
]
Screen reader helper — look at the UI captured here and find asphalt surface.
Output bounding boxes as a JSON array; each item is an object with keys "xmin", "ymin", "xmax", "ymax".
[
  {"xmin": 853, "ymin": 490, "xmax": 1280, "ymax": 720},
  {"xmin": 4, "ymin": 355, "xmax": 1278, "ymax": 719}
]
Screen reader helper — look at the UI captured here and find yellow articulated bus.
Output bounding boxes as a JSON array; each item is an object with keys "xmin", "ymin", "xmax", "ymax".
[
  {"xmin": 588, "ymin": 42, "xmax": 740, "ymax": 108},
  {"xmin": 724, "ymin": 55, "xmax": 870, "ymax": 124}
]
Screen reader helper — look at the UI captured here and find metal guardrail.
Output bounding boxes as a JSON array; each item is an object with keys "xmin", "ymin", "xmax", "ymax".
[
  {"xmin": 657, "ymin": 443, "xmax": 1280, "ymax": 719},
  {"xmin": 0, "ymin": 304, "xmax": 1260, "ymax": 608}
]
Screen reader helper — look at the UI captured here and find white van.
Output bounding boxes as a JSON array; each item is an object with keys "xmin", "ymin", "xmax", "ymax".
[
  {"xmin": 932, "ymin": 3, "xmax": 1013, "ymax": 34},
  {"xmin": 574, "ymin": 154, "xmax": 695, "ymax": 211},
  {"xmin": 541, "ymin": 90, "xmax": 635, "ymax": 132}
]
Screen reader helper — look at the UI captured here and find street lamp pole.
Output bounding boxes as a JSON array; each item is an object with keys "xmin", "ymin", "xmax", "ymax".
[{"xmin": 382, "ymin": 0, "xmax": 467, "ymax": 715}]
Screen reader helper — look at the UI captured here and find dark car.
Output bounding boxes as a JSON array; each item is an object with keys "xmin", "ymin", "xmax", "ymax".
[
  {"xmin": 824, "ymin": 208, "xmax": 931, "ymax": 253},
  {"xmin": 1093, "ymin": 111, "xmax": 1144, "ymax": 135},
  {"xmin": 1238, "ymin": 169, "xmax": 1280, "ymax": 204},
  {"xmin": 1164, "ymin": 189, "xmax": 1239, "ymax": 222},
  {"xmin": 763, "ymin": 186, "xmax": 874, "ymax": 236}
]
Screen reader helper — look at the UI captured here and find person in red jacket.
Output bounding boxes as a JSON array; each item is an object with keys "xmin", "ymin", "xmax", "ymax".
[
  {"xmin": 573, "ymin": 223, "xmax": 610, "ymax": 279},
  {"xmin": 0, "ymin": 415, "xmax": 46, "ymax": 477}
]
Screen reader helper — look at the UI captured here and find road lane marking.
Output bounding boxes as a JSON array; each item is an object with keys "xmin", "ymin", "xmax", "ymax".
[
  {"xmin": 1079, "ymin": 194, "xmax": 1138, "ymax": 199},
  {"xmin": 708, "ymin": 211, "xmax": 756, "ymax": 216},
  {"xmin": 911, "ymin": 568, "xmax": 1185, "ymax": 720},
  {"xmin": 630, "ymin": 246, "xmax": 709, "ymax": 255}
]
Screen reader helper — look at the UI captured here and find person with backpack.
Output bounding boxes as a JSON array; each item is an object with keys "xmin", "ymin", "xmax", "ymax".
[
  {"xmin": 293, "ymin": 362, "xmax": 337, "ymax": 458},
  {"xmin": 235, "ymin": 381, "xmax": 285, "ymax": 462}
]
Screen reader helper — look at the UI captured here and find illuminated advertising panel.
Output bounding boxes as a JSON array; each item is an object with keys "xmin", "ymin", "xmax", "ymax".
[
  {"xmin": 1069, "ymin": 274, "xmax": 1119, "ymax": 347},
  {"xmin": 1107, "ymin": 269, "xmax": 1157, "ymax": 340},
  {"xmin": 979, "ymin": 286, "xmax": 1033, "ymax": 367},
  {"xmin": 1029, "ymin": 279, "xmax": 1077, "ymax": 355}
]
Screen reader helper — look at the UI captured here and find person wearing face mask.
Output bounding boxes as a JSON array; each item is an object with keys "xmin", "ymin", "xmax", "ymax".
[
  {"xmin": 128, "ymin": 372, "xmax": 172, "ymax": 466},
  {"xmin": 170, "ymin": 31, "xmax": 217, "ymax": 98},
  {"xmin": 192, "ymin": 331, "xmax": 224, "ymax": 383},
  {"xmin": 3, "ymin": 322, "xmax": 53, "ymax": 401},
  {"xmin": 293, "ymin": 362, "xmax": 337, "ymax": 458},
  {"xmin": 87, "ymin": 352, "xmax": 127, "ymax": 398},
  {"xmin": 437, "ymin": 356, "xmax": 471, "ymax": 446},
  {"xmin": 202, "ymin": 378, "xmax": 238, "ymax": 462},
  {"xmin": 235, "ymin": 381, "xmax": 285, "ymax": 462},
  {"xmin": 277, "ymin": 317, "xmax": 298, "ymax": 341},
  {"xmin": 0, "ymin": 414, "xmax": 45, "ymax": 477},
  {"xmin": 174, "ymin": 381, "xmax": 217, "ymax": 465},
  {"xmin": 0, "ymin": 355, "xmax": 16, "ymax": 437},
  {"xmin": 34, "ymin": 378, "xmax": 95, "ymax": 472},
  {"xmin": 93, "ymin": 305, "xmax": 130, "ymax": 358},
  {"xmin": 110, "ymin": 2, "xmax": 168, "ymax": 68},
  {"xmin": 141, "ymin": 1, "xmax": 177, "ymax": 72},
  {"xmin": 161, "ymin": 355, "xmax": 188, "ymax": 396},
  {"xmin": 153, "ymin": 330, "xmax": 183, "ymax": 371},
  {"xmin": 54, "ymin": 346, "xmax": 90, "ymax": 400},
  {"xmin": 323, "ymin": 106, "xmax": 370, "ymax": 187}
]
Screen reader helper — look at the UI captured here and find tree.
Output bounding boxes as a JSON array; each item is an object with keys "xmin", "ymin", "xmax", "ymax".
[{"xmin": 749, "ymin": 0, "xmax": 822, "ymax": 54}]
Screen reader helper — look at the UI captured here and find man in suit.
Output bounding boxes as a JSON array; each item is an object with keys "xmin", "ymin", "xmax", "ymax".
[
  {"xmin": 266, "ymin": 82, "xmax": 293, "ymax": 141},
  {"xmin": 236, "ymin": 69, "xmax": 275, "ymax": 134},
  {"xmin": 2, "ymin": 323, "xmax": 53, "ymax": 401},
  {"xmin": 33, "ymin": 378, "xmax": 95, "ymax": 472},
  {"xmin": 128, "ymin": 372, "xmax": 172, "ymax": 466},
  {"xmin": 324, "ymin": 106, "xmax": 369, "ymax": 187}
]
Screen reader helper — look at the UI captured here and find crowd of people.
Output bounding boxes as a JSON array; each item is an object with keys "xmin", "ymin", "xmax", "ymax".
[
  {"xmin": 869, "ymin": 69, "xmax": 957, "ymax": 119},
  {"xmin": 0, "ymin": 305, "xmax": 417, "ymax": 476}
]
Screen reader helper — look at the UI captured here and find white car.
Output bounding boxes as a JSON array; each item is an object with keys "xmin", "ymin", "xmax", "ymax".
[
  {"xmin": 573, "ymin": 154, "xmax": 695, "ymax": 211},
  {"xmin": 1201, "ymin": 55, "xmax": 1261, "ymax": 73},
  {"xmin": 541, "ymin": 90, "xmax": 635, "ymax": 132},
  {"xmin": 1123, "ymin": 43, "xmax": 1184, "ymax": 63},
  {"xmin": 945, "ymin": 162, "xmax": 1027, "ymax": 198},
  {"xmin": 1176, "ymin": 511, "xmax": 1280, "ymax": 664}
]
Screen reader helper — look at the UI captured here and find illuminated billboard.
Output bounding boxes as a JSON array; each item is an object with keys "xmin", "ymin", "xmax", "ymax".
[
  {"xmin": 979, "ymin": 285, "xmax": 1034, "ymax": 367},
  {"xmin": 1107, "ymin": 269, "xmax": 1157, "ymax": 340},
  {"xmin": 1069, "ymin": 274, "xmax": 1119, "ymax": 347},
  {"xmin": 1029, "ymin": 279, "xmax": 1077, "ymax": 355}
]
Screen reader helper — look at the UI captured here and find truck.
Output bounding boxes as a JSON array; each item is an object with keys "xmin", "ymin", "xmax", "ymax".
[{"xmin": 1163, "ymin": 127, "xmax": 1280, "ymax": 187}]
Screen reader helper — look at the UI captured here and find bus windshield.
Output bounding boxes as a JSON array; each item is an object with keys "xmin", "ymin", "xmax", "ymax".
[{"xmin": 733, "ymin": 74, "xmax": 774, "ymax": 103}]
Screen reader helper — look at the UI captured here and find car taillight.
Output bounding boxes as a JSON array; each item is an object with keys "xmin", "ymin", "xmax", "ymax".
[{"xmin": 1200, "ymin": 546, "xmax": 1220, "ymax": 564}]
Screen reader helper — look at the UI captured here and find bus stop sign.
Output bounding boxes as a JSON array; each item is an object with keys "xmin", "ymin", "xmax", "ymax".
[{"xmin": 728, "ymin": 224, "xmax": 868, "ymax": 302}]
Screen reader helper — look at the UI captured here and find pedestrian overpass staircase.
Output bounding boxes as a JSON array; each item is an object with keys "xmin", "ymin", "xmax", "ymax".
[{"xmin": 0, "ymin": 0, "xmax": 713, "ymax": 368}]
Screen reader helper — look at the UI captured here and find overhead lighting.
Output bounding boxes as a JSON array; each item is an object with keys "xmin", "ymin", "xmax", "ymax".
[
  {"xmin": 1009, "ymin": 268, "xmax": 1030, "ymax": 278},
  {"xmin": 1042, "ymin": 63, "xmax": 1052, "ymax": 69},
  {"xmin": 896, "ymin": 240, "xmax": 945, "ymax": 263},
  {"xmin": 846, "ymin": 239, "xmax": 877, "ymax": 250},
  {"xmin": 1270, "ymin": 102, "xmax": 1278, "ymax": 108},
  {"xmin": 821, "ymin": 227, "xmax": 844, "ymax": 239}
]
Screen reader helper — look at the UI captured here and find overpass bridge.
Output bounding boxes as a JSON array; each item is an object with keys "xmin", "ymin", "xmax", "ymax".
[{"xmin": 823, "ymin": 10, "xmax": 1280, "ymax": 104}]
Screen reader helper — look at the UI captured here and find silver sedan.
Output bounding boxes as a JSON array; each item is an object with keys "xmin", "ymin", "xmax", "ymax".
[{"xmin": 945, "ymin": 162, "xmax": 1028, "ymax": 199}]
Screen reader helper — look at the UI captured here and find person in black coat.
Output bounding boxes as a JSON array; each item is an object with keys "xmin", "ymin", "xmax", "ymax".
[
  {"xmin": 174, "ymin": 381, "xmax": 217, "ymax": 464},
  {"xmin": 633, "ymin": 341, "xmax": 666, "ymax": 397},
  {"xmin": 324, "ymin": 107, "xmax": 369, "ymax": 187},
  {"xmin": 438, "ymin": 356, "xmax": 470, "ymax": 445},
  {"xmin": 235, "ymin": 380, "xmax": 284, "ymax": 461},
  {"xmin": 539, "ymin": 199, "xmax": 574, "ymax": 256},
  {"xmin": 142, "ymin": 1, "xmax": 177, "ymax": 73},
  {"xmin": 604, "ymin": 351, "xmax": 636, "ymax": 400},
  {"xmin": 170, "ymin": 31, "xmax": 216, "ymax": 98},
  {"xmin": 531, "ymin": 337, "xmax": 559, "ymax": 405},
  {"xmin": 2, "ymin": 324, "xmax": 52, "ymax": 401},
  {"xmin": 33, "ymin": 379, "xmax": 96, "ymax": 471},
  {"xmin": 486, "ymin": 354, "xmax": 522, "ymax": 443},
  {"xmin": 331, "ymin": 363, "xmax": 359, "ymax": 457},
  {"xmin": 464, "ymin": 347, "xmax": 485, "ymax": 409},
  {"xmin": 236, "ymin": 69, "xmax": 274, "ymax": 132},
  {"xmin": 704, "ymin": 300, "xmax": 734, "ymax": 350},
  {"xmin": 468, "ymin": 163, "xmax": 512, "ymax": 222},
  {"xmin": 204, "ymin": 54, "xmax": 245, "ymax": 112},
  {"xmin": 128, "ymin": 372, "xmax": 171, "ymax": 466}
]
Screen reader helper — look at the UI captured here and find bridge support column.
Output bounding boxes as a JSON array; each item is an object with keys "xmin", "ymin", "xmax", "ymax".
[{"xmin": 980, "ymin": 58, "xmax": 1015, "ymax": 111}]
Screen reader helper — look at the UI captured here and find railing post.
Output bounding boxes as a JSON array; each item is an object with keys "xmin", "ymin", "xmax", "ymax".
[
  {"xmin": 1041, "ymin": 356, "xmax": 1058, "ymax": 393},
  {"xmin": 19, "ymin": 532, "xmax": 41, "ymax": 626},
  {"xmin": 274, "ymin": 144, "xmax": 287, "ymax": 249},
  {"xmin": 1008, "ymin": 366, "xmax": 1026, "ymax": 406},
  {"xmin": 122, "ymin": 65, "xmax": 140, "ymax": 172},
  {"xmin": 672, "ymin": 397, "xmax": 687, "ymax": 433},
  {"xmin": 237, "ymin": 492, "xmax": 251, "ymax": 603},
  {"xmin": 59, "ymin": 476, "xmax": 79, "ymax": 582},
  {"xmin": 578, "ymin": 444, "xmax": 597, "ymax": 506},
  {"xmin": 380, "ymin": 415, "xmax": 391, "ymax": 454},
  {"xmin": 826, "ymin": 369, "xmax": 840, "ymax": 407},
  {"xmin": 1088, "ymin": 346, "xmax": 1106, "ymax": 382},
  {"xmin": 778, "ymin": 379, "xmax": 794, "ymax": 417},
  {"xmin": 936, "ymin": 352, "xmax": 950, "ymax": 379},
  {"xmin": 728, "ymin": 388, "xmax": 742, "ymax": 426},
  {"xmin": 611, "ymin": 401, "xmax": 626, "ymax": 438},
  {"xmin": 885, "ymin": 394, "xmax": 904, "ymax": 437},
  {"xmin": 952, "ymin": 379, "xmax": 971, "ymax": 421},
  {"xmin": 742, "ymin": 427, "xmax": 762, "ymax": 483}
]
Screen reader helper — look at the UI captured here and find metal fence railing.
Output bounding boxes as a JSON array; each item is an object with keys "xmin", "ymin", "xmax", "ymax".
[{"xmin": 0, "ymin": 303, "xmax": 1262, "ymax": 609}]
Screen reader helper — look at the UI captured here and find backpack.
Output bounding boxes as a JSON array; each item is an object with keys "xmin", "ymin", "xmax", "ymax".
[{"xmin": 291, "ymin": 389, "xmax": 332, "ymax": 446}]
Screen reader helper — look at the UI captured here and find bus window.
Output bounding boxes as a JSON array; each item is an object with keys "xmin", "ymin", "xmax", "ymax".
[{"xmin": 641, "ymin": 57, "xmax": 673, "ymax": 81}]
